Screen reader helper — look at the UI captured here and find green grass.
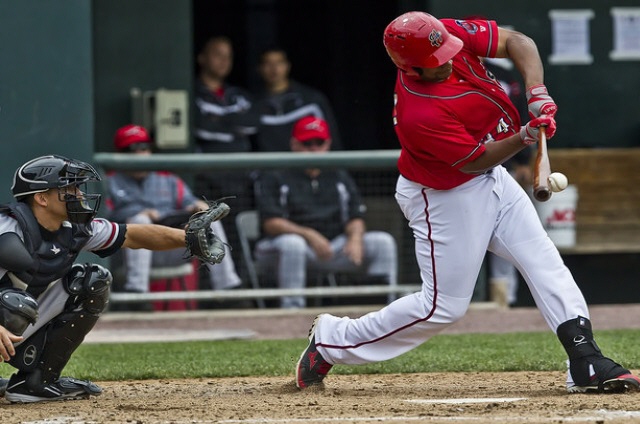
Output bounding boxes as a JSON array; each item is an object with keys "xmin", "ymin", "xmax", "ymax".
[{"xmin": 2, "ymin": 330, "xmax": 639, "ymax": 381}]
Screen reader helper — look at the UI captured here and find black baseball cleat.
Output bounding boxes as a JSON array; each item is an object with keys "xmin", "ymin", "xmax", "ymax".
[
  {"xmin": 0, "ymin": 377, "xmax": 8, "ymax": 397},
  {"xmin": 566, "ymin": 357, "xmax": 640, "ymax": 394},
  {"xmin": 5, "ymin": 373, "xmax": 102, "ymax": 403},
  {"xmin": 296, "ymin": 314, "xmax": 333, "ymax": 389},
  {"xmin": 568, "ymin": 373, "xmax": 640, "ymax": 394},
  {"xmin": 601, "ymin": 374, "xmax": 640, "ymax": 393},
  {"xmin": 559, "ymin": 317, "xmax": 640, "ymax": 394}
]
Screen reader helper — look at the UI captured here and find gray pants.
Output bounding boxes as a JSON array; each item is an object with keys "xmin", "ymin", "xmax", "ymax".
[
  {"xmin": 255, "ymin": 231, "xmax": 397, "ymax": 308},
  {"xmin": 488, "ymin": 252, "xmax": 519, "ymax": 304},
  {"xmin": 16, "ymin": 280, "xmax": 68, "ymax": 346},
  {"xmin": 123, "ymin": 214, "xmax": 241, "ymax": 292}
]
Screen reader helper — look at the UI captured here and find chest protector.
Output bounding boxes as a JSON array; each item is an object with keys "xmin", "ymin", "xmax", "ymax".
[{"xmin": 0, "ymin": 202, "xmax": 91, "ymax": 296}]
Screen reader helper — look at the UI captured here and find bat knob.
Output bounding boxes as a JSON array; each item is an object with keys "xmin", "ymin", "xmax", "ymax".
[{"xmin": 534, "ymin": 187, "xmax": 552, "ymax": 202}]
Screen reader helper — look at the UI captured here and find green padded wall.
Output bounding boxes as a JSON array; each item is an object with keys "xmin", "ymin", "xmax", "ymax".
[
  {"xmin": 92, "ymin": 0, "xmax": 193, "ymax": 154},
  {"xmin": 0, "ymin": 1, "xmax": 93, "ymax": 203}
]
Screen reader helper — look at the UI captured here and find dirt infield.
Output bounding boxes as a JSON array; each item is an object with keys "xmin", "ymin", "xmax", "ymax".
[
  {"xmin": 3, "ymin": 372, "xmax": 640, "ymax": 423},
  {"xmin": 3, "ymin": 304, "xmax": 640, "ymax": 423}
]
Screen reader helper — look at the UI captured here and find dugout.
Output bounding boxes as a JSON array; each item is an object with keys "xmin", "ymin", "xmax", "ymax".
[{"xmin": 2, "ymin": 0, "xmax": 640, "ymax": 306}]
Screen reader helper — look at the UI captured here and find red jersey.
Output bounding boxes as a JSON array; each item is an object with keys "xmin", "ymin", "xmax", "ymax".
[{"xmin": 393, "ymin": 19, "xmax": 521, "ymax": 190}]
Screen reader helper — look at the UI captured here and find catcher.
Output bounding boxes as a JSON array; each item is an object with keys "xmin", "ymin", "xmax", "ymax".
[{"xmin": 0, "ymin": 154, "xmax": 229, "ymax": 403}]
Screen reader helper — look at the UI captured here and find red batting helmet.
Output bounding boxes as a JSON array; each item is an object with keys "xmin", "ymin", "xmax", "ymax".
[{"xmin": 383, "ymin": 11, "xmax": 463, "ymax": 76}]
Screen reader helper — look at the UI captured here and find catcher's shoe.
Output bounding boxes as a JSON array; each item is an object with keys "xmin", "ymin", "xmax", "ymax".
[
  {"xmin": 0, "ymin": 377, "xmax": 8, "ymax": 397},
  {"xmin": 566, "ymin": 359, "xmax": 640, "ymax": 393},
  {"xmin": 5, "ymin": 373, "xmax": 102, "ymax": 403},
  {"xmin": 296, "ymin": 314, "xmax": 333, "ymax": 389}
]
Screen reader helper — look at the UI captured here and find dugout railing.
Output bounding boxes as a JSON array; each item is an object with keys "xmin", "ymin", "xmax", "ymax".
[{"xmin": 94, "ymin": 150, "xmax": 430, "ymax": 308}]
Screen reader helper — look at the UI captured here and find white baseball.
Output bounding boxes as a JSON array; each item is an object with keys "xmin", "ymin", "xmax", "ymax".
[{"xmin": 548, "ymin": 172, "xmax": 568, "ymax": 192}]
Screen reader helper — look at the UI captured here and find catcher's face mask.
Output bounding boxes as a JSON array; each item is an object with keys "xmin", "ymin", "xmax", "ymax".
[
  {"xmin": 56, "ymin": 160, "xmax": 103, "ymax": 226},
  {"xmin": 58, "ymin": 184, "xmax": 102, "ymax": 226}
]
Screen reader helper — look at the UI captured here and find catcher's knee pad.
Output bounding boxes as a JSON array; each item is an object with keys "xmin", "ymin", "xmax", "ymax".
[
  {"xmin": 557, "ymin": 316, "xmax": 629, "ymax": 386},
  {"xmin": 0, "ymin": 288, "xmax": 38, "ymax": 336},
  {"xmin": 64, "ymin": 263, "xmax": 112, "ymax": 315}
]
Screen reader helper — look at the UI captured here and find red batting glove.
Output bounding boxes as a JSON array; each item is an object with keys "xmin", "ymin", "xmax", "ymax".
[
  {"xmin": 520, "ymin": 115, "xmax": 556, "ymax": 145},
  {"xmin": 526, "ymin": 84, "xmax": 558, "ymax": 118}
]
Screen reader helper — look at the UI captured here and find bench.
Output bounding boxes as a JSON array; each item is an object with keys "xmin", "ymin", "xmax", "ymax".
[{"xmin": 542, "ymin": 148, "xmax": 640, "ymax": 254}]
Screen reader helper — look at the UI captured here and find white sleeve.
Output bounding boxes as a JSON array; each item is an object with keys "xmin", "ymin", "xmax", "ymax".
[
  {"xmin": 0, "ymin": 214, "xmax": 24, "ymax": 281},
  {"xmin": 83, "ymin": 218, "xmax": 123, "ymax": 252},
  {"xmin": 0, "ymin": 214, "xmax": 23, "ymax": 237}
]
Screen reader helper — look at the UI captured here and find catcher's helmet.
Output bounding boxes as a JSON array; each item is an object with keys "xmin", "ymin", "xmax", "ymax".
[
  {"xmin": 383, "ymin": 11, "xmax": 463, "ymax": 76},
  {"xmin": 12, "ymin": 155, "xmax": 102, "ymax": 225}
]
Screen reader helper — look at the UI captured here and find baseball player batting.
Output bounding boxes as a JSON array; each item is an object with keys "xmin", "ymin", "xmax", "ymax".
[{"xmin": 295, "ymin": 11, "xmax": 640, "ymax": 394}]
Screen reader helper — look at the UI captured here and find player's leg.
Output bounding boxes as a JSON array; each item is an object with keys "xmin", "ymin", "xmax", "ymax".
[
  {"xmin": 0, "ymin": 288, "xmax": 38, "ymax": 397},
  {"xmin": 255, "ymin": 234, "xmax": 308, "ymax": 308},
  {"xmin": 490, "ymin": 166, "xmax": 640, "ymax": 393},
  {"xmin": 489, "ymin": 167, "xmax": 588, "ymax": 329},
  {"xmin": 362, "ymin": 231, "xmax": 398, "ymax": 303},
  {"xmin": 205, "ymin": 220, "xmax": 242, "ymax": 290},
  {"xmin": 297, "ymin": 174, "xmax": 498, "ymax": 387},
  {"xmin": 311, "ymin": 231, "xmax": 398, "ymax": 303},
  {"xmin": 5, "ymin": 264, "xmax": 111, "ymax": 403},
  {"xmin": 123, "ymin": 247, "xmax": 152, "ymax": 292},
  {"xmin": 123, "ymin": 213, "xmax": 153, "ymax": 293},
  {"xmin": 488, "ymin": 252, "xmax": 518, "ymax": 307}
]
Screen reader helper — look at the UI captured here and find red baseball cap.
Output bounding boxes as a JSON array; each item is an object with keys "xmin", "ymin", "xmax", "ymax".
[
  {"xmin": 114, "ymin": 125, "xmax": 152, "ymax": 151},
  {"xmin": 292, "ymin": 116, "xmax": 330, "ymax": 142}
]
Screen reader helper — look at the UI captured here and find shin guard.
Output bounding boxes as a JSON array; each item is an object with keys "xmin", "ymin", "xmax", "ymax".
[
  {"xmin": 557, "ymin": 316, "xmax": 629, "ymax": 389},
  {"xmin": 9, "ymin": 311, "xmax": 100, "ymax": 384}
]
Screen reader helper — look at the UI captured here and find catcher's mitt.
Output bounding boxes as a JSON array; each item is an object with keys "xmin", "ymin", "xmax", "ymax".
[{"xmin": 184, "ymin": 199, "xmax": 231, "ymax": 265}]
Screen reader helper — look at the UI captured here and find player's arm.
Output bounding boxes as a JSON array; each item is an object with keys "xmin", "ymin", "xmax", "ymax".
[
  {"xmin": 343, "ymin": 218, "xmax": 365, "ymax": 266},
  {"xmin": 494, "ymin": 27, "xmax": 543, "ymax": 89},
  {"xmin": 344, "ymin": 218, "xmax": 365, "ymax": 239},
  {"xmin": 263, "ymin": 217, "xmax": 333, "ymax": 260},
  {"xmin": 460, "ymin": 116, "xmax": 556, "ymax": 174},
  {"xmin": 495, "ymin": 27, "xmax": 557, "ymax": 118},
  {"xmin": 459, "ymin": 134, "xmax": 527, "ymax": 174},
  {"xmin": 263, "ymin": 217, "xmax": 320, "ymax": 240},
  {"xmin": 0, "ymin": 324, "xmax": 22, "ymax": 361},
  {"xmin": 122, "ymin": 223, "xmax": 185, "ymax": 250}
]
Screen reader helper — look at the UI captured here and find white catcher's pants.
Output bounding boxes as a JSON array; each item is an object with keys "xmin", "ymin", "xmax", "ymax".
[{"xmin": 314, "ymin": 166, "xmax": 589, "ymax": 365}]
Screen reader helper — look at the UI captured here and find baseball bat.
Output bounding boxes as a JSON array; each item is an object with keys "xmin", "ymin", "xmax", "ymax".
[{"xmin": 533, "ymin": 126, "xmax": 552, "ymax": 202}]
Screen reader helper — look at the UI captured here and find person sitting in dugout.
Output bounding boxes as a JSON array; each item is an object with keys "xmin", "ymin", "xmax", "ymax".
[
  {"xmin": 106, "ymin": 124, "xmax": 243, "ymax": 310},
  {"xmin": 253, "ymin": 116, "xmax": 398, "ymax": 309}
]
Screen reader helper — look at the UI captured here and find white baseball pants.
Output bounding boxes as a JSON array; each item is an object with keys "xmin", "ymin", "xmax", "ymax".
[{"xmin": 314, "ymin": 166, "xmax": 589, "ymax": 365}]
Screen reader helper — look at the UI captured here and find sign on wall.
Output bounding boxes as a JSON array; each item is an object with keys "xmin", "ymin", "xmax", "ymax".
[
  {"xmin": 548, "ymin": 9, "xmax": 595, "ymax": 65},
  {"xmin": 610, "ymin": 7, "xmax": 640, "ymax": 60}
]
